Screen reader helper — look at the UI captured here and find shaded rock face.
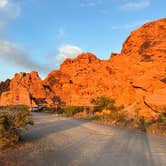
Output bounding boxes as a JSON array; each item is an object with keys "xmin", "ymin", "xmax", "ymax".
[
  {"xmin": 44, "ymin": 18, "xmax": 166, "ymax": 118},
  {"xmin": 0, "ymin": 71, "xmax": 55, "ymax": 106},
  {"xmin": 0, "ymin": 79, "xmax": 10, "ymax": 96},
  {"xmin": 0, "ymin": 18, "xmax": 166, "ymax": 118}
]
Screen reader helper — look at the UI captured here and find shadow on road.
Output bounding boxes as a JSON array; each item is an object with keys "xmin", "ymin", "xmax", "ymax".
[
  {"xmin": 21, "ymin": 116, "xmax": 89, "ymax": 143},
  {"xmin": 22, "ymin": 114, "xmax": 158, "ymax": 166},
  {"xmin": 0, "ymin": 113, "xmax": 165, "ymax": 166}
]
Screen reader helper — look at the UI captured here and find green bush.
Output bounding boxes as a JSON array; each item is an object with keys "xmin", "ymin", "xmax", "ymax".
[
  {"xmin": 61, "ymin": 106, "xmax": 84, "ymax": 117},
  {"xmin": 93, "ymin": 105, "xmax": 104, "ymax": 113},
  {"xmin": 136, "ymin": 117, "xmax": 147, "ymax": 131},
  {"xmin": 91, "ymin": 96, "xmax": 124, "ymax": 112},
  {"xmin": 109, "ymin": 111, "xmax": 126, "ymax": 123},
  {"xmin": 158, "ymin": 114, "xmax": 166, "ymax": 125},
  {"xmin": 0, "ymin": 105, "xmax": 33, "ymax": 148},
  {"xmin": 91, "ymin": 96, "xmax": 115, "ymax": 109}
]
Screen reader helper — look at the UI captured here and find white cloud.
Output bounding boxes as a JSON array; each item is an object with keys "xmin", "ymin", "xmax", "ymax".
[
  {"xmin": 120, "ymin": 0, "xmax": 150, "ymax": 11},
  {"xmin": 0, "ymin": 0, "xmax": 8, "ymax": 8},
  {"xmin": 0, "ymin": 40, "xmax": 51, "ymax": 73},
  {"xmin": 0, "ymin": 0, "xmax": 21, "ymax": 29},
  {"xmin": 55, "ymin": 44, "xmax": 83, "ymax": 63}
]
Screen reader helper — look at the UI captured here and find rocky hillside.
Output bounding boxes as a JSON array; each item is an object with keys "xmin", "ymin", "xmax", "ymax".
[{"xmin": 0, "ymin": 18, "xmax": 166, "ymax": 118}]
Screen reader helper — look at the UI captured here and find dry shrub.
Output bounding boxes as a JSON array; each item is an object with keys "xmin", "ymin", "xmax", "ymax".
[
  {"xmin": 61, "ymin": 106, "xmax": 84, "ymax": 117},
  {"xmin": 0, "ymin": 105, "xmax": 33, "ymax": 148}
]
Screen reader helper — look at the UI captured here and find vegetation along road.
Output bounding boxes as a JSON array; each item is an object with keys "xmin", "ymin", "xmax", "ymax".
[{"xmin": 0, "ymin": 112, "xmax": 166, "ymax": 166}]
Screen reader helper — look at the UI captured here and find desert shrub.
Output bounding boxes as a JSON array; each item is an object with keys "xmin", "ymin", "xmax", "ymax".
[
  {"xmin": 91, "ymin": 96, "xmax": 115, "ymax": 109},
  {"xmin": 158, "ymin": 114, "xmax": 166, "ymax": 125},
  {"xmin": 93, "ymin": 105, "xmax": 104, "ymax": 113},
  {"xmin": 0, "ymin": 105, "xmax": 33, "ymax": 148},
  {"xmin": 136, "ymin": 117, "xmax": 147, "ymax": 131},
  {"xmin": 147, "ymin": 111, "xmax": 166, "ymax": 135},
  {"xmin": 147, "ymin": 108, "xmax": 166, "ymax": 135},
  {"xmin": 44, "ymin": 106, "xmax": 56, "ymax": 113},
  {"xmin": 109, "ymin": 110, "xmax": 126, "ymax": 123},
  {"xmin": 91, "ymin": 96, "xmax": 124, "ymax": 112},
  {"xmin": 57, "ymin": 108, "xmax": 65, "ymax": 114},
  {"xmin": 61, "ymin": 106, "xmax": 84, "ymax": 117},
  {"xmin": 147, "ymin": 116, "xmax": 166, "ymax": 135},
  {"xmin": 92, "ymin": 109, "xmax": 127, "ymax": 126},
  {"xmin": 90, "ymin": 96, "xmax": 126, "ymax": 124}
]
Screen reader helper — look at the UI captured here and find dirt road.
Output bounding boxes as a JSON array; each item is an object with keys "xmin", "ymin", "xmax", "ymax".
[{"xmin": 0, "ymin": 113, "xmax": 166, "ymax": 166}]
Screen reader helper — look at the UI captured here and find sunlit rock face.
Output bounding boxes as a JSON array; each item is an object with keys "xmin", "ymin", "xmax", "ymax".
[
  {"xmin": 44, "ymin": 18, "xmax": 166, "ymax": 118},
  {"xmin": 0, "ymin": 18, "xmax": 166, "ymax": 118},
  {"xmin": 121, "ymin": 18, "xmax": 166, "ymax": 61},
  {"xmin": 0, "ymin": 71, "xmax": 55, "ymax": 106}
]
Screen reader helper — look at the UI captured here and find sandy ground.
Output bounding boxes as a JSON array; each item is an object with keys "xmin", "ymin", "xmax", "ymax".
[{"xmin": 0, "ymin": 112, "xmax": 166, "ymax": 166}]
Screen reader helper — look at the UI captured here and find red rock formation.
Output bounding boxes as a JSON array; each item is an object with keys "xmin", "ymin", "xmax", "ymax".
[
  {"xmin": 0, "ymin": 18, "xmax": 166, "ymax": 118},
  {"xmin": 0, "ymin": 71, "xmax": 55, "ymax": 106},
  {"xmin": 44, "ymin": 18, "xmax": 166, "ymax": 118}
]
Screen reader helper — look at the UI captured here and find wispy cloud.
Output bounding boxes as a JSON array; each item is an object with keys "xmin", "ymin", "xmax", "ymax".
[
  {"xmin": 120, "ymin": 0, "xmax": 150, "ymax": 11},
  {"xmin": 0, "ymin": 40, "xmax": 51, "ymax": 74},
  {"xmin": 54, "ymin": 44, "xmax": 82, "ymax": 63},
  {"xmin": 0, "ymin": 0, "xmax": 8, "ymax": 8},
  {"xmin": 80, "ymin": 0, "xmax": 103, "ymax": 7},
  {"xmin": 111, "ymin": 20, "xmax": 149, "ymax": 30},
  {"xmin": 0, "ymin": 0, "xmax": 21, "ymax": 29},
  {"xmin": 57, "ymin": 27, "xmax": 65, "ymax": 40}
]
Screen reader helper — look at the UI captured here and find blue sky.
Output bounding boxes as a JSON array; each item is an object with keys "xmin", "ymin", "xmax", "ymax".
[{"xmin": 0, "ymin": 0, "xmax": 165, "ymax": 80}]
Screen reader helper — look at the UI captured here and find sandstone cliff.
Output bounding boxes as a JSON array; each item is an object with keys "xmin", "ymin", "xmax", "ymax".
[
  {"xmin": 0, "ymin": 18, "xmax": 166, "ymax": 118},
  {"xmin": 44, "ymin": 18, "xmax": 166, "ymax": 117}
]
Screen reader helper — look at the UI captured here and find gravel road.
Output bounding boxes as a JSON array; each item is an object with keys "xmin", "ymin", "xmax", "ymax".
[{"xmin": 0, "ymin": 112, "xmax": 166, "ymax": 166}]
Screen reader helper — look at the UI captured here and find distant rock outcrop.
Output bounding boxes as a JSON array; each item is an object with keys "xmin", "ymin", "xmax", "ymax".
[{"xmin": 0, "ymin": 71, "xmax": 55, "ymax": 106}]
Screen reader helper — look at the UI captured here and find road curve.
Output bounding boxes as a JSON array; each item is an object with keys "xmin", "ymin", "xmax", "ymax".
[{"xmin": 0, "ymin": 113, "xmax": 166, "ymax": 166}]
